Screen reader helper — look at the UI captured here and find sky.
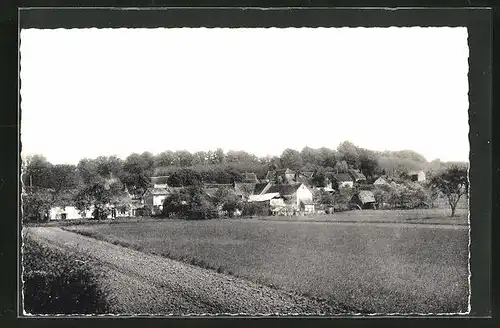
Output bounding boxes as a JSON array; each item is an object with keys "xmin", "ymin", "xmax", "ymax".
[{"xmin": 20, "ymin": 27, "xmax": 470, "ymax": 165}]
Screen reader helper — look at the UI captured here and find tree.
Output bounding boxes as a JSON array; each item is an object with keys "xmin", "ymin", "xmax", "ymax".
[
  {"xmin": 50, "ymin": 164, "xmax": 81, "ymax": 194},
  {"xmin": 122, "ymin": 154, "xmax": 152, "ymax": 198},
  {"xmin": 174, "ymin": 150, "xmax": 194, "ymax": 167},
  {"xmin": 22, "ymin": 190, "xmax": 54, "ymax": 222},
  {"xmin": 22, "ymin": 155, "xmax": 53, "ymax": 188},
  {"xmin": 337, "ymin": 141, "xmax": 361, "ymax": 169},
  {"xmin": 430, "ymin": 166, "xmax": 468, "ymax": 217},
  {"xmin": 280, "ymin": 149, "xmax": 303, "ymax": 171},
  {"xmin": 334, "ymin": 160, "xmax": 349, "ymax": 173}
]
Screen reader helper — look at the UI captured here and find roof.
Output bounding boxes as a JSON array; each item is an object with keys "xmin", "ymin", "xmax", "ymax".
[
  {"xmin": 357, "ymin": 190, "xmax": 376, "ymax": 204},
  {"xmin": 248, "ymin": 193, "xmax": 281, "ymax": 202},
  {"xmin": 242, "ymin": 172, "xmax": 258, "ymax": 183},
  {"xmin": 204, "ymin": 188, "xmax": 218, "ymax": 198},
  {"xmin": 266, "ymin": 183, "xmax": 303, "ymax": 196},
  {"xmin": 234, "ymin": 182, "xmax": 257, "ymax": 196},
  {"xmin": 145, "ymin": 187, "xmax": 171, "ymax": 196},
  {"xmin": 151, "ymin": 176, "xmax": 170, "ymax": 185},
  {"xmin": 373, "ymin": 177, "xmax": 389, "ymax": 185},
  {"xmin": 299, "ymin": 171, "xmax": 314, "ymax": 179},
  {"xmin": 348, "ymin": 169, "xmax": 367, "ymax": 181},
  {"xmin": 332, "ymin": 173, "xmax": 353, "ymax": 182},
  {"xmin": 253, "ymin": 182, "xmax": 271, "ymax": 195}
]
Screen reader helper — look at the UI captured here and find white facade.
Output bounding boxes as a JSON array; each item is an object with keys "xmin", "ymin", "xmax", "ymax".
[
  {"xmin": 49, "ymin": 206, "xmax": 92, "ymax": 220},
  {"xmin": 296, "ymin": 184, "xmax": 313, "ymax": 207}
]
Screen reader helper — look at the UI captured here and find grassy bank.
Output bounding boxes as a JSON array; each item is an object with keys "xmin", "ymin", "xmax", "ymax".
[
  {"xmin": 22, "ymin": 232, "xmax": 111, "ymax": 314},
  {"xmin": 64, "ymin": 217, "xmax": 469, "ymax": 314}
]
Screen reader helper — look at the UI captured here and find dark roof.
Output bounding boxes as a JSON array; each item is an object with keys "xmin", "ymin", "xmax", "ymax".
[
  {"xmin": 151, "ymin": 176, "xmax": 169, "ymax": 185},
  {"xmin": 266, "ymin": 183, "xmax": 303, "ymax": 196},
  {"xmin": 253, "ymin": 182, "xmax": 270, "ymax": 195},
  {"xmin": 332, "ymin": 173, "xmax": 353, "ymax": 182}
]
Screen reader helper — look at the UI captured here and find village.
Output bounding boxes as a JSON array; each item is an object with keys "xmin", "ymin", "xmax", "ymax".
[{"xmin": 42, "ymin": 166, "xmax": 454, "ymax": 221}]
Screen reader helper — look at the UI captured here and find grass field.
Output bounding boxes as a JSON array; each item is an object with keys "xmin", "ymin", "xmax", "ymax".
[{"xmin": 63, "ymin": 209, "xmax": 470, "ymax": 314}]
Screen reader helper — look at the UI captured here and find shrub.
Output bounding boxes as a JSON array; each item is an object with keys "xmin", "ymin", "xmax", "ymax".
[
  {"xmin": 22, "ymin": 235, "xmax": 110, "ymax": 314},
  {"xmin": 242, "ymin": 202, "xmax": 270, "ymax": 216},
  {"xmin": 162, "ymin": 186, "xmax": 219, "ymax": 220}
]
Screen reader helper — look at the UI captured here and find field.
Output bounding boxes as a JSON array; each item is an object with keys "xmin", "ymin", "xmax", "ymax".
[{"xmin": 63, "ymin": 209, "xmax": 470, "ymax": 314}]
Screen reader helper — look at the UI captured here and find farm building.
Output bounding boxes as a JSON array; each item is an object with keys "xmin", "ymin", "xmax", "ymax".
[
  {"xmin": 373, "ymin": 177, "xmax": 390, "ymax": 186},
  {"xmin": 151, "ymin": 176, "xmax": 170, "ymax": 189},
  {"xmin": 265, "ymin": 183, "xmax": 314, "ymax": 210},
  {"xmin": 350, "ymin": 190, "xmax": 376, "ymax": 209},
  {"xmin": 409, "ymin": 171, "xmax": 426, "ymax": 182},
  {"xmin": 331, "ymin": 173, "xmax": 354, "ymax": 188},
  {"xmin": 49, "ymin": 206, "xmax": 92, "ymax": 220},
  {"xmin": 143, "ymin": 187, "xmax": 171, "ymax": 215},
  {"xmin": 348, "ymin": 169, "xmax": 367, "ymax": 182}
]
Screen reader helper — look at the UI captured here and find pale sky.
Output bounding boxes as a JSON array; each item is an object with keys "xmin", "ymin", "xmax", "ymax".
[{"xmin": 20, "ymin": 27, "xmax": 470, "ymax": 165}]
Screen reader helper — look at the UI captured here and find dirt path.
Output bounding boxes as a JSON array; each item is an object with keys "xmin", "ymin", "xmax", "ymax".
[{"xmin": 25, "ymin": 227, "xmax": 338, "ymax": 315}]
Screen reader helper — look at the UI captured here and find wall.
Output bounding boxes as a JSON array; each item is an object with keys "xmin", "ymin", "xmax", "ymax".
[{"xmin": 296, "ymin": 184, "xmax": 313, "ymax": 207}]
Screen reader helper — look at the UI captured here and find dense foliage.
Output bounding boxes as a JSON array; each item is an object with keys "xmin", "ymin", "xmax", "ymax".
[{"xmin": 22, "ymin": 142, "xmax": 468, "ymax": 219}]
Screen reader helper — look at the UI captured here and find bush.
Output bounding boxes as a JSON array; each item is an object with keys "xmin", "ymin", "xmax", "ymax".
[
  {"xmin": 242, "ymin": 202, "xmax": 270, "ymax": 216},
  {"xmin": 92, "ymin": 205, "xmax": 110, "ymax": 220},
  {"xmin": 22, "ymin": 235, "xmax": 110, "ymax": 314},
  {"xmin": 162, "ymin": 186, "xmax": 219, "ymax": 220}
]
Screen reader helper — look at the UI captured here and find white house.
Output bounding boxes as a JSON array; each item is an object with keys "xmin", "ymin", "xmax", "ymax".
[
  {"xmin": 49, "ymin": 206, "xmax": 92, "ymax": 220},
  {"xmin": 265, "ymin": 183, "xmax": 314, "ymax": 210}
]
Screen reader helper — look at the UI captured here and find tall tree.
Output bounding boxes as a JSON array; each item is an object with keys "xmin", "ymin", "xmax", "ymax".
[
  {"xmin": 280, "ymin": 148, "xmax": 303, "ymax": 171},
  {"xmin": 22, "ymin": 155, "xmax": 53, "ymax": 188},
  {"xmin": 430, "ymin": 166, "xmax": 468, "ymax": 217}
]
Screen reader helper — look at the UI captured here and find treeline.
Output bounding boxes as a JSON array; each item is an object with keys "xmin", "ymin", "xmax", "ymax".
[{"xmin": 22, "ymin": 141, "xmax": 466, "ymax": 200}]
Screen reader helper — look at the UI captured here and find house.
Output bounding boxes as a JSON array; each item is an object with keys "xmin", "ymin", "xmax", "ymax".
[
  {"xmin": 348, "ymin": 169, "xmax": 367, "ymax": 182},
  {"xmin": 350, "ymin": 190, "xmax": 376, "ymax": 210},
  {"xmin": 331, "ymin": 173, "xmax": 354, "ymax": 188},
  {"xmin": 373, "ymin": 177, "xmax": 390, "ymax": 186},
  {"xmin": 49, "ymin": 206, "xmax": 92, "ymax": 220},
  {"xmin": 151, "ymin": 176, "xmax": 170, "ymax": 188},
  {"xmin": 143, "ymin": 187, "xmax": 171, "ymax": 215},
  {"xmin": 265, "ymin": 183, "xmax": 314, "ymax": 210},
  {"xmin": 242, "ymin": 172, "xmax": 259, "ymax": 183},
  {"xmin": 409, "ymin": 170, "xmax": 426, "ymax": 182}
]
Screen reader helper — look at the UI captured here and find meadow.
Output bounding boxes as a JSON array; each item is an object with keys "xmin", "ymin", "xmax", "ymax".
[{"xmin": 64, "ymin": 210, "xmax": 469, "ymax": 314}]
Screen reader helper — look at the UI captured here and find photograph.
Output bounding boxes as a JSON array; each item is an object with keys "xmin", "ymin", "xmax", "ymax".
[{"xmin": 19, "ymin": 26, "xmax": 471, "ymax": 316}]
